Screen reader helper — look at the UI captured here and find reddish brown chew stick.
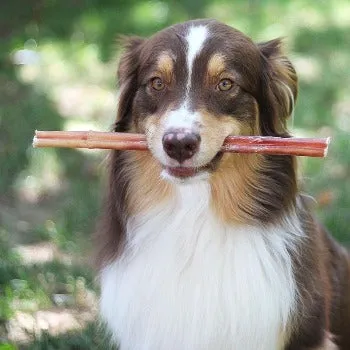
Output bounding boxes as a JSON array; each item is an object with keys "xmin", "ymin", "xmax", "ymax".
[{"xmin": 33, "ymin": 130, "xmax": 330, "ymax": 157}]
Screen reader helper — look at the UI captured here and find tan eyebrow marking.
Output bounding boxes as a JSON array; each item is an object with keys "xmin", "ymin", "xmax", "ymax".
[
  {"xmin": 207, "ymin": 53, "xmax": 226, "ymax": 80},
  {"xmin": 156, "ymin": 52, "xmax": 174, "ymax": 83}
]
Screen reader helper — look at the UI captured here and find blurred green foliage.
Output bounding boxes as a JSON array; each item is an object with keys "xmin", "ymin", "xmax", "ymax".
[{"xmin": 0, "ymin": 0, "xmax": 349, "ymax": 348}]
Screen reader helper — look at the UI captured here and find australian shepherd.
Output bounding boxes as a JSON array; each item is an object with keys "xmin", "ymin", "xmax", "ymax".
[{"xmin": 95, "ymin": 19, "xmax": 350, "ymax": 350}]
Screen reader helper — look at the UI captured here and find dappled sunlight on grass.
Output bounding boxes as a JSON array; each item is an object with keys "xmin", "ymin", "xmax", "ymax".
[{"xmin": 0, "ymin": 228, "xmax": 99, "ymax": 346}]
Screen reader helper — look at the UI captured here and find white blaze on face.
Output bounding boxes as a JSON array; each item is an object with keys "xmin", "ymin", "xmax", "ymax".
[
  {"xmin": 164, "ymin": 25, "xmax": 209, "ymax": 132},
  {"xmin": 185, "ymin": 25, "xmax": 209, "ymax": 93},
  {"xmin": 164, "ymin": 105, "xmax": 201, "ymax": 130},
  {"xmin": 148, "ymin": 25, "xmax": 215, "ymax": 169}
]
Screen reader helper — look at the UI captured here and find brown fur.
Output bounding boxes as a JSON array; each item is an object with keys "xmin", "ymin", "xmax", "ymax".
[
  {"xmin": 155, "ymin": 52, "xmax": 174, "ymax": 84},
  {"xmin": 96, "ymin": 19, "xmax": 350, "ymax": 349},
  {"xmin": 285, "ymin": 200, "xmax": 350, "ymax": 349},
  {"xmin": 124, "ymin": 151, "xmax": 173, "ymax": 215},
  {"xmin": 210, "ymin": 153, "xmax": 265, "ymax": 223},
  {"xmin": 207, "ymin": 53, "xmax": 227, "ymax": 81},
  {"xmin": 313, "ymin": 335, "xmax": 338, "ymax": 349}
]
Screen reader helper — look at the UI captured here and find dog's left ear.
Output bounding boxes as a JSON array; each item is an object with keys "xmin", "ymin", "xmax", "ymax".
[
  {"xmin": 258, "ymin": 38, "xmax": 298, "ymax": 135},
  {"xmin": 114, "ymin": 36, "xmax": 145, "ymax": 132}
]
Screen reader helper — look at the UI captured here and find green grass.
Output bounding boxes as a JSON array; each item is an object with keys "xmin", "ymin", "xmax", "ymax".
[
  {"xmin": 20, "ymin": 322, "xmax": 116, "ymax": 350},
  {"xmin": 0, "ymin": 228, "xmax": 108, "ymax": 348},
  {"xmin": 1, "ymin": 322, "xmax": 116, "ymax": 350}
]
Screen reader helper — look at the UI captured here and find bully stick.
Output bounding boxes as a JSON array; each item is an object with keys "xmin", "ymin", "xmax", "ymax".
[{"xmin": 33, "ymin": 130, "xmax": 330, "ymax": 158}]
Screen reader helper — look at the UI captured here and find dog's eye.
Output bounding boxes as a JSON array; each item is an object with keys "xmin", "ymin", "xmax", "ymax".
[
  {"xmin": 217, "ymin": 79, "xmax": 233, "ymax": 91},
  {"xmin": 150, "ymin": 77, "xmax": 165, "ymax": 91}
]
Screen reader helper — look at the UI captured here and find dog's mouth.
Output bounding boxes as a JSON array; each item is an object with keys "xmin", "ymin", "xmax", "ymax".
[{"xmin": 163, "ymin": 152, "xmax": 223, "ymax": 180}]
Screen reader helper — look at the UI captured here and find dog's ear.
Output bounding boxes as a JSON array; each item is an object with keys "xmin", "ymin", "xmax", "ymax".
[
  {"xmin": 257, "ymin": 38, "xmax": 298, "ymax": 136},
  {"xmin": 114, "ymin": 36, "xmax": 144, "ymax": 132}
]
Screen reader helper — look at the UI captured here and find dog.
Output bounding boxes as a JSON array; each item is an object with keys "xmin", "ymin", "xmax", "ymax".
[{"xmin": 95, "ymin": 19, "xmax": 350, "ymax": 350}]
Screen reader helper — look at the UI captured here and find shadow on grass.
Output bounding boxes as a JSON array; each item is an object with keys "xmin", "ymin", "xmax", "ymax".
[{"xmin": 0, "ymin": 229, "xmax": 109, "ymax": 349}]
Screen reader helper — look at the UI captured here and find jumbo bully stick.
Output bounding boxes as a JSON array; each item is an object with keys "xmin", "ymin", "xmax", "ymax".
[{"xmin": 33, "ymin": 130, "xmax": 330, "ymax": 157}]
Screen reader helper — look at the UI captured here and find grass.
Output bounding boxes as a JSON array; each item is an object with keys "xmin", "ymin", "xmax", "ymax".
[
  {"xmin": 20, "ymin": 323, "xmax": 116, "ymax": 350},
  {"xmin": 0, "ymin": 227, "xmax": 114, "ymax": 349},
  {"xmin": 1, "ymin": 323, "xmax": 116, "ymax": 350}
]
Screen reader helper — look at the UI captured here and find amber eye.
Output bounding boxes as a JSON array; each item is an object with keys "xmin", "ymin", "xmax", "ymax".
[
  {"xmin": 150, "ymin": 77, "xmax": 165, "ymax": 91},
  {"xmin": 217, "ymin": 79, "xmax": 233, "ymax": 91}
]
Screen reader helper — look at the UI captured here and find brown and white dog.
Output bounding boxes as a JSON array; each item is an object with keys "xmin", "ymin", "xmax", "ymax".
[{"xmin": 96, "ymin": 19, "xmax": 350, "ymax": 350}]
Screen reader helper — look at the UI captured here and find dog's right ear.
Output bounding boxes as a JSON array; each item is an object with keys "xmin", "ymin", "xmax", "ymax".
[{"xmin": 114, "ymin": 36, "xmax": 144, "ymax": 132}]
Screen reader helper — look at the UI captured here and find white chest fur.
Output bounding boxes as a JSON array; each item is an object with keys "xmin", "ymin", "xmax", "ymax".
[{"xmin": 100, "ymin": 182, "xmax": 301, "ymax": 350}]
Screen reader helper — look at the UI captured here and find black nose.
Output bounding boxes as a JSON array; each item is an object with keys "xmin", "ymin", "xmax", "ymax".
[{"xmin": 162, "ymin": 129, "xmax": 201, "ymax": 163}]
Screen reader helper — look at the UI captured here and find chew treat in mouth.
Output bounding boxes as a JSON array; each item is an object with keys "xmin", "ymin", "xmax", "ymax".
[{"xmin": 33, "ymin": 130, "xmax": 330, "ymax": 158}]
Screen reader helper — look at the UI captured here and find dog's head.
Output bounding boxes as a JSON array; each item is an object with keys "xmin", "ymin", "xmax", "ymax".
[{"xmin": 115, "ymin": 19, "xmax": 298, "ymax": 182}]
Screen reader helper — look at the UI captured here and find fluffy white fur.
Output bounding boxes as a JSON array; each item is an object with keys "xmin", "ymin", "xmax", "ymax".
[{"xmin": 100, "ymin": 181, "xmax": 303, "ymax": 350}]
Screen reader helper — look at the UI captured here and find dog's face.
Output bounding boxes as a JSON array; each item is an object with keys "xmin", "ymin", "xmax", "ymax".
[{"xmin": 115, "ymin": 19, "xmax": 297, "ymax": 183}]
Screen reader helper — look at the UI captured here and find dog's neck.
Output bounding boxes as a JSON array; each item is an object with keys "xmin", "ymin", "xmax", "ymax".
[{"xmin": 125, "ymin": 151, "xmax": 297, "ymax": 226}]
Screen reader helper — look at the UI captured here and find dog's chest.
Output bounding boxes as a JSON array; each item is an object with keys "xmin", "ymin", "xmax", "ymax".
[{"xmin": 100, "ymin": 183, "xmax": 298, "ymax": 350}]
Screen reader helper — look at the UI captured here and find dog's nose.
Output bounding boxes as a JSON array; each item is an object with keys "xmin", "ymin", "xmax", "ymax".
[{"xmin": 162, "ymin": 129, "xmax": 201, "ymax": 163}]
